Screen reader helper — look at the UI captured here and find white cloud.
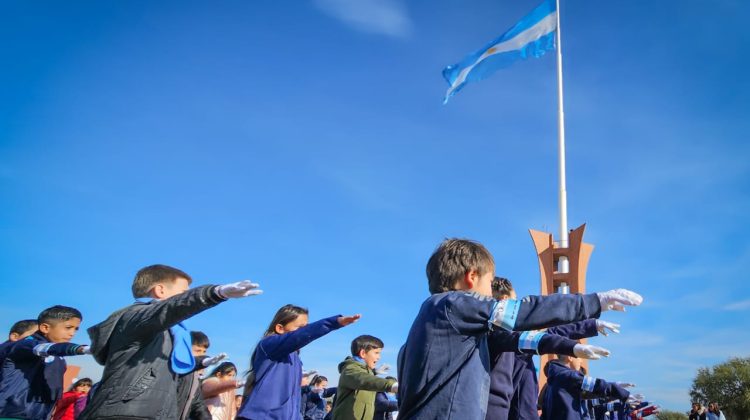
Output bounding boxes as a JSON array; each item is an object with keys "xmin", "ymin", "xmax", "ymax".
[
  {"xmin": 314, "ymin": 0, "xmax": 412, "ymax": 38},
  {"xmin": 725, "ymin": 298, "xmax": 750, "ymax": 311}
]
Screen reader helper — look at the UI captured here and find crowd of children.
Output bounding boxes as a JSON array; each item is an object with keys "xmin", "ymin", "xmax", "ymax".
[{"xmin": 0, "ymin": 238, "xmax": 661, "ymax": 419}]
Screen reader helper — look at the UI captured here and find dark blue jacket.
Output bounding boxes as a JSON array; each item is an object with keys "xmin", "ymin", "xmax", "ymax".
[
  {"xmin": 302, "ymin": 386, "xmax": 337, "ymax": 420},
  {"xmin": 373, "ymin": 392, "xmax": 398, "ymax": 420},
  {"xmin": 508, "ymin": 319, "xmax": 600, "ymax": 420},
  {"xmin": 238, "ymin": 316, "xmax": 342, "ymax": 420},
  {"xmin": 397, "ymin": 291, "xmax": 601, "ymax": 420},
  {"xmin": 541, "ymin": 360, "xmax": 629, "ymax": 420},
  {"xmin": 486, "ymin": 324, "xmax": 582, "ymax": 419},
  {"xmin": 0, "ymin": 332, "xmax": 85, "ymax": 419}
]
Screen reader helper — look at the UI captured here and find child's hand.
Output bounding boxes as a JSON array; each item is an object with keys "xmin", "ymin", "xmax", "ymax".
[
  {"xmin": 627, "ymin": 393, "xmax": 645, "ymax": 404},
  {"xmin": 616, "ymin": 381, "xmax": 636, "ymax": 388},
  {"xmin": 202, "ymin": 352, "xmax": 228, "ymax": 367},
  {"xmin": 596, "ymin": 289, "xmax": 643, "ymax": 312},
  {"xmin": 216, "ymin": 281, "xmax": 263, "ymax": 299},
  {"xmin": 235, "ymin": 379, "xmax": 246, "ymax": 388},
  {"xmin": 76, "ymin": 345, "xmax": 92, "ymax": 355},
  {"xmin": 374, "ymin": 363, "xmax": 391, "ymax": 375},
  {"xmin": 572, "ymin": 343, "xmax": 610, "ymax": 360},
  {"xmin": 595, "ymin": 320, "xmax": 620, "ymax": 336},
  {"xmin": 338, "ymin": 314, "xmax": 361, "ymax": 326}
]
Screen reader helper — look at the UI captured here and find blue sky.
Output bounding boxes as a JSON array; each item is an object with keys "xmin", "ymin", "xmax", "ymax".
[{"xmin": 1, "ymin": 0, "xmax": 748, "ymax": 412}]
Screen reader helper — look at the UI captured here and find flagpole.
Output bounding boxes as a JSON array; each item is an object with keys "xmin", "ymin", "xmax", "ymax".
[{"xmin": 555, "ymin": 0, "xmax": 570, "ymax": 274}]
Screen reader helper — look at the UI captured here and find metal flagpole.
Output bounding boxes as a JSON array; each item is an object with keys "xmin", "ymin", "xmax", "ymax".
[{"xmin": 555, "ymin": 0, "xmax": 570, "ymax": 274}]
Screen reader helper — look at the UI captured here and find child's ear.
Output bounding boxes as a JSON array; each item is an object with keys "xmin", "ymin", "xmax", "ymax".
[
  {"xmin": 274, "ymin": 323, "xmax": 285, "ymax": 334},
  {"xmin": 9, "ymin": 332, "xmax": 19, "ymax": 341},
  {"xmin": 38, "ymin": 323, "xmax": 51, "ymax": 334},
  {"xmin": 464, "ymin": 270, "xmax": 477, "ymax": 289},
  {"xmin": 151, "ymin": 283, "xmax": 165, "ymax": 299},
  {"xmin": 358, "ymin": 348, "xmax": 367, "ymax": 359}
]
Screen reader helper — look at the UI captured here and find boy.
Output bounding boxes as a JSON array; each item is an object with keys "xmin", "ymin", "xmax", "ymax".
[
  {"xmin": 332, "ymin": 335, "xmax": 398, "ymax": 420},
  {"xmin": 541, "ymin": 356, "xmax": 634, "ymax": 420},
  {"xmin": 80, "ymin": 264, "xmax": 262, "ymax": 420},
  {"xmin": 7, "ymin": 319, "xmax": 38, "ymax": 342},
  {"xmin": 397, "ymin": 238, "xmax": 642, "ymax": 420},
  {"xmin": 486, "ymin": 278, "xmax": 612, "ymax": 420},
  {"xmin": 176, "ymin": 331, "xmax": 227, "ymax": 420},
  {"xmin": 0, "ymin": 305, "xmax": 90, "ymax": 419}
]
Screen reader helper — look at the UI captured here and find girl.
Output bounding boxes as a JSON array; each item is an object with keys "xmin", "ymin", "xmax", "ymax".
[
  {"xmin": 302, "ymin": 375, "xmax": 336, "ymax": 420},
  {"xmin": 52, "ymin": 378, "xmax": 92, "ymax": 420},
  {"xmin": 202, "ymin": 362, "xmax": 242, "ymax": 420},
  {"xmin": 236, "ymin": 304, "xmax": 360, "ymax": 420}
]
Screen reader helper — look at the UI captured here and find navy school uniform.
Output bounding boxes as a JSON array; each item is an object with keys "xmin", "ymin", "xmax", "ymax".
[
  {"xmin": 397, "ymin": 291, "xmax": 601, "ymax": 420},
  {"xmin": 0, "ymin": 332, "xmax": 87, "ymax": 419},
  {"xmin": 508, "ymin": 319, "xmax": 600, "ymax": 420},
  {"xmin": 486, "ymin": 329, "xmax": 581, "ymax": 420},
  {"xmin": 541, "ymin": 360, "xmax": 629, "ymax": 420}
]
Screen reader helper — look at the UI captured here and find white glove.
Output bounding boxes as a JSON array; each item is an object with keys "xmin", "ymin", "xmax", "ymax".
[
  {"xmin": 390, "ymin": 382, "xmax": 398, "ymax": 393},
  {"xmin": 596, "ymin": 320, "xmax": 621, "ymax": 336},
  {"xmin": 202, "ymin": 352, "xmax": 228, "ymax": 367},
  {"xmin": 627, "ymin": 393, "xmax": 645, "ymax": 404},
  {"xmin": 216, "ymin": 281, "xmax": 262, "ymax": 299},
  {"xmin": 597, "ymin": 289, "xmax": 643, "ymax": 312},
  {"xmin": 235, "ymin": 379, "xmax": 246, "ymax": 388},
  {"xmin": 616, "ymin": 381, "xmax": 636, "ymax": 388},
  {"xmin": 573, "ymin": 343, "xmax": 610, "ymax": 360},
  {"xmin": 78, "ymin": 345, "xmax": 92, "ymax": 355},
  {"xmin": 374, "ymin": 363, "xmax": 391, "ymax": 375}
]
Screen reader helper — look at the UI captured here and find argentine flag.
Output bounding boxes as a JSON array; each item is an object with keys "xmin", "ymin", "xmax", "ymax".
[{"xmin": 443, "ymin": 0, "xmax": 557, "ymax": 103}]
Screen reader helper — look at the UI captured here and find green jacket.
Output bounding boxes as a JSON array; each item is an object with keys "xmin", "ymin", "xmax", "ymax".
[{"xmin": 331, "ymin": 357, "xmax": 397, "ymax": 420}]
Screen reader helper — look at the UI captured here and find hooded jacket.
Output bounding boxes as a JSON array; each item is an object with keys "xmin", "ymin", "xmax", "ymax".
[
  {"xmin": 0, "ymin": 332, "xmax": 85, "ymax": 419},
  {"xmin": 331, "ymin": 357, "xmax": 396, "ymax": 420},
  {"xmin": 78, "ymin": 285, "xmax": 225, "ymax": 420}
]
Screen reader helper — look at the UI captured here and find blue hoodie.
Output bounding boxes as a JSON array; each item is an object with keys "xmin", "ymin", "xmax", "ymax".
[
  {"xmin": 0, "ymin": 333, "xmax": 86, "ymax": 419},
  {"xmin": 238, "ymin": 316, "xmax": 342, "ymax": 420},
  {"xmin": 397, "ymin": 291, "xmax": 601, "ymax": 420}
]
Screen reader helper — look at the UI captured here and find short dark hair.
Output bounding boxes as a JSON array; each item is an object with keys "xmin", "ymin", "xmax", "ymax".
[
  {"xmin": 310, "ymin": 375, "xmax": 328, "ymax": 386},
  {"xmin": 426, "ymin": 239, "xmax": 495, "ymax": 294},
  {"xmin": 351, "ymin": 334, "xmax": 384, "ymax": 356},
  {"xmin": 190, "ymin": 331, "xmax": 210, "ymax": 348},
  {"xmin": 9, "ymin": 319, "xmax": 38, "ymax": 336},
  {"xmin": 209, "ymin": 361, "xmax": 237, "ymax": 378},
  {"xmin": 38, "ymin": 306, "xmax": 82, "ymax": 325},
  {"xmin": 131, "ymin": 264, "xmax": 192, "ymax": 298},
  {"xmin": 491, "ymin": 277, "xmax": 514, "ymax": 299}
]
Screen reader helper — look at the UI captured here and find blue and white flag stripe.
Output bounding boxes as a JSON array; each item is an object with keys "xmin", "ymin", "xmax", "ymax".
[
  {"xmin": 518, "ymin": 330, "xmax": 546, "ymax": 353},
  {"xmin": 442, "ymin": 0, "xmax": 557, "ymax": 103},
  {"xmin": 581, "ymin": 375, "xmax": 596, "ymax": 392}
]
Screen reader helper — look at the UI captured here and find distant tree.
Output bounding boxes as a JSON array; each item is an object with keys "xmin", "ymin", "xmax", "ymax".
[
  {"xmin": 655, "ymin": 410, "xmax": 688, "ymax": 420},
  {"xmin": 690, "ymin": 356, "xmax": 750, "ymax": 420}
]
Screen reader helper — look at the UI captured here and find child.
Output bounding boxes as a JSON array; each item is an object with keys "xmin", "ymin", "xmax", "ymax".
[
  {"xmin": 80, "ymin": 264, "xmax": 262, "ymax": 419},
  {"xmin": 486, "ymin": 277, "xmax": 612, "ymax": 420},
  {"xmin": 0, "ymin": 305, "xmax": 90, "ymax": 419},
  {"xmin": 541, "ymin": 356, "xmax": 632, "ymax": 420},
  {"xmin": 332, "ymin": 335, "xmax": 398, "ymax": 420},
  {"xmin": 237, "ymin": 304, "xmax": 361, "ymax": 420},
  {"xmin": 374, "ymin": 377, "xmax": 399, "ymax": 420},
  {"xmin": 177, "ymin": 330, "xmax": 227, "ymax": 420},
  {"xmin": 52, "ymin": 377, "xmax": 93, "ymax": 420},
  {"xmin": 397, "ymin": 238, "xmax": 642, "ymax": 419},
  {"xmin": 302, "ymin": 375, "xmax": 336, "ymax": 420},
  {"xmin": 202, "ymin": 361, "xmax": 243, "ymax": 420},
  {"xmin": 7, "ymin": 319, "xmax": 38, "ymax": 342}
]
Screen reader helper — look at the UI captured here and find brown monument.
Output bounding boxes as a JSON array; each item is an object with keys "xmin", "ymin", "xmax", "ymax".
[{"xmin": 529, "ymin": 223, "xmax": 594, "ymax": 389}]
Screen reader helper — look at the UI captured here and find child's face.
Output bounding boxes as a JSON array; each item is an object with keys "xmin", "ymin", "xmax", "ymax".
[
  {"xmin": 75, "ymin": 383, "xmax": 92, "ymax": 394},
  {"xmin": 9, "ymin": 326, "xmax": 38, "ymax": 342},
  {"xmin": 313, "ymin": 380, "xmax": 328, "ymax": 390},
  {"xmin": 470, "ymin": 270, "xmax": 495, "ymax": 297},
  {"xmin": 192, "ymin": 344, "xmax": 208, "ymax": 356},
  {"xmin": 275, "ymin": 314, "xmax": 309, "ymax": 334},
  {"xmin": 218, "ymin": 370, "xmax": 237, "ymax": 380},
  {"xmin": 359, "ymin": 347, "xmax": 382, "ymax": 369},
  {"xmin": 39, "ymin": 318, "xmax": 81, "ymax": 343},
  {"xmin": 152, "ymin": 277, "xmax": 190, "ymax": 300}
]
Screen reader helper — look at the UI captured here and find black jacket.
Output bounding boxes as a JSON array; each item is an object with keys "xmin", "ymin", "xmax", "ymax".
[{"xmin": 79, "ymin": 285, "xmax": 226, "ymax": 420}]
